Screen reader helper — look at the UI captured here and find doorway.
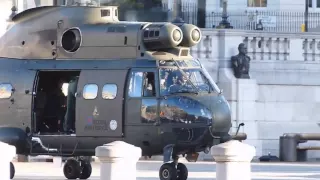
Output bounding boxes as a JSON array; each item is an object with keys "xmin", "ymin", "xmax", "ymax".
[{"xmin": 32, "ymin": 70, "xmax": 80, "ymax": 135}]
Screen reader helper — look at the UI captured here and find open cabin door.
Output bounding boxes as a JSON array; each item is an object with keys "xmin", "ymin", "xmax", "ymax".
[{"xmin": 75, "ymin": 70, "xmax": 127, "ymax": 137}]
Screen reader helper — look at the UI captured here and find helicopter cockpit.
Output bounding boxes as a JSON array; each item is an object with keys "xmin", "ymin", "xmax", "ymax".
[
  {"xmin": 155, "ymin": 58, "xmax": 230, "ymax": 134},
  {"xmin": 158, "ymin": 59, "xmax": 221, "ymax": 96}
]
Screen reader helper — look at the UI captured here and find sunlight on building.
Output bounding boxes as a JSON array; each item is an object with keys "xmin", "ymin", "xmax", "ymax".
[{"xmin": 0, "ymin": 0, "xmax": 12, "ymax": 37}]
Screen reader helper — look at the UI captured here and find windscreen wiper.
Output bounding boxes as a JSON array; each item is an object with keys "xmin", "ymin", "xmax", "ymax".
[{"xmin": 172, "ymin": 59, "xmax": 199, "ymax": 95}]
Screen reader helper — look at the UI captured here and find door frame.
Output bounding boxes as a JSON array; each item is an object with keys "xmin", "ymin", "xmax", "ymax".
[
  {"xmin": 31, "ymin": 70, "xmax": 40, "ymax": 134},
  {"xmin": 124, "ymin": 68, "xmax": 161, "ymax": 126}
]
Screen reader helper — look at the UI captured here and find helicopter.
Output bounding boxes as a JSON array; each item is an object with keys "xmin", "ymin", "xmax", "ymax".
[{"xmin": 0, "ymin": 4, "xmax": 246, "ymax": 180}]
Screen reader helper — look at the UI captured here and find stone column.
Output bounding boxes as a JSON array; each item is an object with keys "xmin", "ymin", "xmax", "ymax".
[
  {"xmin": 0, "ymin": 142, "xmax": 16, "ymax": 180},
  {"xmin": 211, "ymin": 140, "xmax": 256, "ymax": 180},
  {"xmin": 53, "ymin": 156, "xmax": 62, "ymax": 167},
  {"xmin": 95, "ymin": 141, "xmax": 142, "ymax": 180}
]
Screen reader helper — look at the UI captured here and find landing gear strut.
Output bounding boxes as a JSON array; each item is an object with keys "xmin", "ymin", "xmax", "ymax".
[
  {"xmin": 159, "ymin": 145, "xmax": 188, "ymax": 180},
  {"xmin": 63, "ymin": 157, "xmax": 92, "ymax": 179}
]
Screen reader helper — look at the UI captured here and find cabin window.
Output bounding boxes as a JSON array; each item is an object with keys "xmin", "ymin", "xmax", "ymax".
[
  {"xmin": 128, "ymin": 71, "xmax": 156, "ymax": 97},
  {"xmin": 83, "ymin": 84, "xmax": 98, "ymax": 99},
  {"xmin": 102, "ymin": 84, "xmax": 117, "ymax": 99},
  {"xmin": 0, "ymin": 83, "xmax": 13, "ymax": 99}
]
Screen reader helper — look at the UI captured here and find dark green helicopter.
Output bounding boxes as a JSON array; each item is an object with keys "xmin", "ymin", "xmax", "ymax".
[{"xmin": 0, "ymin": 3, "xmax": 245, "ymax": 180}]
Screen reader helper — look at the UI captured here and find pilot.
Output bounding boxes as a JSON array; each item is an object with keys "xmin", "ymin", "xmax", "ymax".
[
  {"xmin": 160, "ymin": 71, "xmax": 169, "ymax": 90},
  {"xmin": 64, "ymin": 76, "xmax": 79, "ymax": 133},
  {"xmin": 168, "ymin": 76, "xmax": 181, "ymax": 92}
]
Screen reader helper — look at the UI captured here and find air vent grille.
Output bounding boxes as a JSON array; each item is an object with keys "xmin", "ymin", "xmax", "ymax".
[
  {"xmin": 101, "ymin": 9, "xmax": 110, "ymax": 17},
  {"xmin": 180, "ymin": 49, "xmax": 189, "ymax": 56}
]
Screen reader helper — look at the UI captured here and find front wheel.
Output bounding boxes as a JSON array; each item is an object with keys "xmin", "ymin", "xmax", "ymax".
[
  {"xmin": 177, "ymin": 163, "xmax": 188, "ymax": 180},
  {"xmin": 159, "ymin": 163, "xmax": 177, "ymax": 180},
  {"xmin": 79, "ymin": 160, "xmax": 92, "ymax": 179},
  {"xmin": 63, "ymin": 158, "xmax": 81, "ymax": 179},
  {"xmin": 10, "ymin": 162, "xmax": 15, "ymax": 179}
]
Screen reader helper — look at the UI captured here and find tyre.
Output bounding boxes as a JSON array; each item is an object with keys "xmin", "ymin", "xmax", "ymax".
[
  {"xmin": 159, "ymin": 163, "xmax": 177, "ymax": 180},
  {"xmin": 10, "ymin": 162, "xmax": 15, "ymax": 179},
  {"xmin": 177, "ymin": 163, "xmax": 188, "ymax": 180},
  {"xmin": 63, "ymin": 158, "xmax": 81, "ymax": 179},
  {"xmin": 79, "ymin": 160, "xmax": 92, "ymax": 179}
]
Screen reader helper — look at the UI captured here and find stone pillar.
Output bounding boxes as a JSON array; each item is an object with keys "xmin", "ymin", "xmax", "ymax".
[
  {"xmin": 215, "ymin": 30, "xmax": 262, "ymax": 156},
  {"xmin": 211, "ymin": 140, "xmax": 256, "ymax": 180},
  {"xmin": 95, "ymin": 141, "xmax": 142, "ymax": 180},
  {"xmin": 0, "ymin": 142, "xmax": 16, "ymax": 180},
  {"xmin": 53, "ymin": 156, "xmax": 62, "ymax": 167},
  {"xmin": 236, "ymin": 79, "xmax": 260, "ymax": 156}
]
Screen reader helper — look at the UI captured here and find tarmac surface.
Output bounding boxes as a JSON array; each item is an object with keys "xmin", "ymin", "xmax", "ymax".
[{"xmin": 12, "ymin": 160, "xmax": 320, "ymax": 180}]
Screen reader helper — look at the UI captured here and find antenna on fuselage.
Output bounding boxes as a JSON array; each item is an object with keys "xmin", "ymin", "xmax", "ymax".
[{"xmin": 234, "ymin": 122, "xmax": 245, "ymax": 137}]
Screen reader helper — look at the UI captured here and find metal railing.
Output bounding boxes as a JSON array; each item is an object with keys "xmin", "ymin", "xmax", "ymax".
[{"xmin": 161, "ymin": 2, "xmax": 320, "ymax": 32}]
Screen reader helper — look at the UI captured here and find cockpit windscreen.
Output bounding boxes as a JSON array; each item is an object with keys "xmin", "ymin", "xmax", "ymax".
[{"xmin": 159, "ymin": 59, "xmax": 220, "ymax": 96}]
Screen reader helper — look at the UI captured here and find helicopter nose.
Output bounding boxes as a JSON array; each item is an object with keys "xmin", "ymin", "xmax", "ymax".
[{"xmin": 211, "ymin": 96, "xmax": 232, "ymax": 133}]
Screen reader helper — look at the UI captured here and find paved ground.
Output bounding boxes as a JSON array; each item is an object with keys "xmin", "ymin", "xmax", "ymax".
[{"xmin": 12, "ymin": 161, "xmax": 320, "ymax": 180}]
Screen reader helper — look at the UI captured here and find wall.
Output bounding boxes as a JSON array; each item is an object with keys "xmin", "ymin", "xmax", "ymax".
[
  {"xmin": 279, "ymin": 0, "xmax": 305, "ymax": 11},
  {"xmin": 190, "ymin": 29, "xmax": 320, "ymax": 160}
]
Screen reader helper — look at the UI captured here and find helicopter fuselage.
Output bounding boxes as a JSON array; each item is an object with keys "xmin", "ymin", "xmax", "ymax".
[{"xmin": 0, "ymin": 57, "xmax": 232, "ymax": 159}]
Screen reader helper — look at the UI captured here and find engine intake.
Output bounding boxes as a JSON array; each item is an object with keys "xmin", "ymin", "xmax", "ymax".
[
  {"xmin": 61, "ymin": 28, "xmax": 82, "ymax": 53},
  {"xmin": 142, "ymin": 23, "xmax": 183, "ymax": 50},
  {"xmin": 178, "ymin": 24, "xmax": 202, "ymax": 47}
]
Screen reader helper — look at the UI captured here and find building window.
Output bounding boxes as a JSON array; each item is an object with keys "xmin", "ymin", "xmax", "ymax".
[
  {"xmin": 83, "ymin": 84, "xmax": 98, "ymax": 99},
  {"xmin": 310, "ymin": 0, "xmax": 313, "ymax": 7},
  {"xmin": 0, "ymin": 83, "xmax": 13, "ymax": 99},
  {"xmin": 317, "ymin": 0, "xmax": 320, "ymax": 8},
  {"xmin": 247, "ymin": 0, "xmax": 267, "ymax": 7},
  {"xmin": 102, "ymin": 84, "xmax": 117, "ymax": 99}
]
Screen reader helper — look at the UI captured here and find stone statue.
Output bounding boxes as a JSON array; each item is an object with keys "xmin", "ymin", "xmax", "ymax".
[{"xmin": 231, "ymin": 43, "xmax": 251, "ymax": 79}]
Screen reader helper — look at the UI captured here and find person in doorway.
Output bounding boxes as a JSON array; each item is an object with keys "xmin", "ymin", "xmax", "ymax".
[
  {"xmin": 64, "ymin": 76, "xmax": 79, "ymax": 134},
  {"xmin": 56, "ymin": 79, "xmax": 67, "ymax": 132},
  {"xmin": 43, "ymin": 78, "xmax": 66, "ymax": 133}
]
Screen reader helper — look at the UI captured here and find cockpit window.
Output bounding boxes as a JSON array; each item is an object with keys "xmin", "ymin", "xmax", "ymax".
[
  {"xmin": 128, "ymin": 71, "xmax": 156, "ymax": 97},
  {"xmin": 159, "ymin": 68, "xmax": 216, "ymax": 96},
  {"xmin": 159, "ymin": 59, "xmax": 201, "ymax": 68},
  {"xmin": 201, "ymin": 65, "xmax": 221, "ymax": 93}
]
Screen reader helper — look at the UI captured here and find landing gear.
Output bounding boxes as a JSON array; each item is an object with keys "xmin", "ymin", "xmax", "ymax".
[
  {"xmin": 63, "ymin": 157, "xmax": 92, "ymax": 179},
  {"xmin": 10, "ymin": 162, "xmax": 15, "ymax": 179},
  {"xmin": 159, "ymin": 155, "xmax": 188, "ymax": 180}
]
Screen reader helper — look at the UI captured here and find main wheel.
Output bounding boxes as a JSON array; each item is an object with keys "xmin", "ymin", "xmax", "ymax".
[
  {"xmin": 63, "ymin": 158, "xmax": 81, "ymax": 179},
  {"xmin": 176, "ymin": 163, "xmax": 188, "ymax": 180},
  {"xmin": 159, "ymin": 163, "xmax": 177, "ymax": 180},
  {"xmin": 79, "ymin": 160, "xmax": 92, "ymax": 179},
  {"xmin": 10, "ymin": 162, "xmax": 15, "ymax": 179}
]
